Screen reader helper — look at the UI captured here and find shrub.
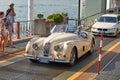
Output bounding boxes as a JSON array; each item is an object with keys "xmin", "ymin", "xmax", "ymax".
[
  {"xmin": 61, "ymin": 12, "xmax": 68, "ymax": 17},
  {"xmin": 47, "ymin": 13, "xmax": 64, "ymax": 24},
  {"xmin": 37, "ymin": 14, "xmax": 44, "ymax": 19}
]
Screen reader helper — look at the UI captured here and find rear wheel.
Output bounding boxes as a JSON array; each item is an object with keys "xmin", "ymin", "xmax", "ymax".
[
  {"xmin": 114, "ymin": 29, "xmax": 118, "ymax": 37},
  {"xmin": 88, "ymin": 40, "xmax": 95, "ymax": 54},
  {"xmin": 68, "ymin": 48, "xmax": 77, "ymax": 66}
]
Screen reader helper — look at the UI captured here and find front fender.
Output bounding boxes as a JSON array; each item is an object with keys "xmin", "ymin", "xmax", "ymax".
[
  {"xmin": 25, "ymin": 37, "xmax": 42, "ymax": 53},
  {"xmin": 25, "ymin": 41, "xmax": 35, "ymax": 53},
  {"xmin": 63, "ymin": 40, "xmax": 77, "ymax": 58}
]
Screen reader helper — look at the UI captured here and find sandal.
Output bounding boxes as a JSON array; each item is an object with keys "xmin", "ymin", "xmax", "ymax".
[
  {"xmin": 6, "ymin": 45, "xmax": 9, "ymax": 47},
  {"xmin": 11, "ymin": 45, "xmax": 16, "ymax": 48}
]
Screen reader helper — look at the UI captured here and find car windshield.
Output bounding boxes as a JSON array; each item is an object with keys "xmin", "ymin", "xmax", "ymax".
[
  {"xmin": 98, "ymin": 16, "xmax": 117, "ymax": 23},
  {"xmin": 50, "ymin": 24, "xmax": 77, "ymax": 33}
]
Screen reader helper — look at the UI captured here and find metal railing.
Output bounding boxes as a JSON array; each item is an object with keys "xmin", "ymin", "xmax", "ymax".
[{"xmin": 13, "ymin": 20, "xmax": 34, "ymax": 39}]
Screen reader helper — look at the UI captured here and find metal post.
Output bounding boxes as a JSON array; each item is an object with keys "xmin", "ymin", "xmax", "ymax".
[
  {"xmin": 17, "ymin": 21, "xmax": 20, "ymax": 39},
  {"xmin": 98, "ymin": 32, "xmax": 103, "ymax": 74},
  {"xmin": 104, "ymin": 0, "xmax": 107, "ymax": 14},
  {"xmin": 78, "ymin": 0, "xmax": 81, "ymax": 26}
]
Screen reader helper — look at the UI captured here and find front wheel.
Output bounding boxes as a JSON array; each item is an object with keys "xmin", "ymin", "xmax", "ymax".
[
  {"xmin": 29, "ymin": 59, "xmax": 38, "ymax": 63},
  {"xmin": 68, "ymin": 48, "xmax": 77, "ymax": 66}
]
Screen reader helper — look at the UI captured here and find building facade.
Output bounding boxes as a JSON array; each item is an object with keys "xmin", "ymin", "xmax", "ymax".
[{"xmin": 80, "ymin": 0, "xmax": 119, "ymax": 19}]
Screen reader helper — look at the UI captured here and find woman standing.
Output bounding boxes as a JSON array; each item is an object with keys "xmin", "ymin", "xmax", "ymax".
[
  {"xmin": 0, "ymin": 11, "xmax": 8, "ymax": 52},
  {"xmin": 6, "ymin": 9, "xmax": 15, "ymax": 48}
]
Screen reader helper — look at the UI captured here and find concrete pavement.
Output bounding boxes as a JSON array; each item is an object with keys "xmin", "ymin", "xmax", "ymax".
[{"xmin": 0, "ymin": 36, "xmax": 35, "ymax": 57}]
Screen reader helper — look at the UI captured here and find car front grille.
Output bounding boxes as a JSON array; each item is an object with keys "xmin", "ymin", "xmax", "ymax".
[
  {"xmin": 98, "ymin": 28, "xmax": 107, "ymax": 31},
  {"xmin": 42, "ymin": 42, "xmax": 51, "ymax": 56}
]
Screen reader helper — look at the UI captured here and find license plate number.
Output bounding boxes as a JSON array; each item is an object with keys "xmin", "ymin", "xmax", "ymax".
[{"xmin": 38, "ymin": 58, "xmax": 49, "ymax": 63}]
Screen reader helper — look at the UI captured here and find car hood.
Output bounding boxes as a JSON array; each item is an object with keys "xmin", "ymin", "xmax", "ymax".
[
  {"xmin": 43, "ymin": 33, "xmax": 78, "ymax": 44},
  {"xmin": 93, "ymin": 22, "xmax": 117, "ymax": 29}
]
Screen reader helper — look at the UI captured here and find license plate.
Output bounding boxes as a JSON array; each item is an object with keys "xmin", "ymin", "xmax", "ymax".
[
  {"xmin": 98, "ymin": 31, "xmax": 105, "ymax": 34},
  {"xmin": 37, "ymin": 58, "xmax": 49, "ymax": 63}
]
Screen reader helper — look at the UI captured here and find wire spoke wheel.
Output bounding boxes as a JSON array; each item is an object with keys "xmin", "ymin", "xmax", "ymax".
[
  {"xmin": 88, "ymin": 40, "xmax": 95, "ymax": 54},
  {"xmin": 68, "ymin": 48, "xmax": 77, "ymax": 66}
]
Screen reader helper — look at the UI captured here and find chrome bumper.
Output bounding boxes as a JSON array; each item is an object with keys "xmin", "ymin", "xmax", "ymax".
[
  {"xmin": 25, "ymin": 54, "xmax": 70, "ymax": 63},
  {"xmin": 92, "ymin": 31, "xmax": 116, "ymax": 36},
  {"xmin": 37, "ymin": 56, "xmax": 70, "ymax": 63},
  {"xmin": 24, "ymin": 54, "xmax": 35, "ymax": 59}
]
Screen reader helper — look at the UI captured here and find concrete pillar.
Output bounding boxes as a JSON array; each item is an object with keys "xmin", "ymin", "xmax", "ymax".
[
  {"xmin": 28, "ymin": 0, "xmax": 34, "ymax": 21},
  {"xmin": 80, "ymin": 0, "xmax": 84, "ymax": 19},
  {"xmin": 28, "ymin": 0, "xmax": 34, "ymax": 36},
  {"xmin": 78, "ymin": 0, "xmax": 85, "ymax": 25}
]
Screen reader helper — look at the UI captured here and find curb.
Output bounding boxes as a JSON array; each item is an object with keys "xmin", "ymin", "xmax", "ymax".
[
  {"xmin": 0, "ymin": 35, "xmax": 39, "ymax": 57},
  {"xmin": 6, "ymin": 48, "xmax": 25, "ymax": 55},
  {"xmin": 13, "ymin": 37, "xmax": 33, "ymax": 44},
  {"xmin": 12, "ymin": 35, "xmax": 40, "ymax": 44},
  {"xmin": 0, "ymin": 48, "xmax": 25, "ymax": 57}
]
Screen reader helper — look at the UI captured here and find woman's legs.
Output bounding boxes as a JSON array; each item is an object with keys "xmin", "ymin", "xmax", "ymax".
[
  {"xmin": 0, "ymin": 36, "xmax": 5, "ymax": 52},
  {"xmin": 2, "ymin": 35, "xmax": 8, "ymax": 52},
  {"xmin": 0, "ymin": 36, "xmax": 2, "ymax": 51},
  {"xmin": 9, "ymin": 34, "xmax": 13, "ymax": 47}
]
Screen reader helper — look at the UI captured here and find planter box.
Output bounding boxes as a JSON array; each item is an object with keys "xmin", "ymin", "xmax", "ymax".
[{"xmin": 34, "ymin": 19, "xmax": 55, "ymax": 36}]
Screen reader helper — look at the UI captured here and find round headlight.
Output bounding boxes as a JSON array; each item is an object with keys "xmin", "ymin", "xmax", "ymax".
[
  {"xmin": 32, "ymin": 43, "xmax": 38, "ymax": 50},
  {"xmin": 54, "ymin": 44, "xmax": 63, "ymax": 52}
]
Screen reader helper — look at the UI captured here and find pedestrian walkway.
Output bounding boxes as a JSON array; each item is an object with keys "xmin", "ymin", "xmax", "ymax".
[{"xmin": 0, "ymin": 36, "xmax": 36, "ymax": 57}]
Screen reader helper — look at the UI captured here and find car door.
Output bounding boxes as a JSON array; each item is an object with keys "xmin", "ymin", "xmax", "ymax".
[
  {"xmin": 77, "ymin": 32, "xmax": 90, "ymax": 58},
  {"xmin": 80, "ymin": 32, "xmax": 91, "ymax": 53}
]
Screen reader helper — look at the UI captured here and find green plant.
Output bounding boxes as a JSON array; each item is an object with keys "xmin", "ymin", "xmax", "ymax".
[
  {"xmin": 61, "ymin": 12, "xmax": 68, "ymax": 17},
  {"xmin": 47, "ymin": 13, "xmax": 64, "ymax": 24},
  {"xmin": 37, "ymin": 14, "xmax": 44, "ymax": 19}
]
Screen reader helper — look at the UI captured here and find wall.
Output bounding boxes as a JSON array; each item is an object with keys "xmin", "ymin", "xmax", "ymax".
[{"xmin": 80, "ymin": 0, "xmax": 106, "ymax": 18}]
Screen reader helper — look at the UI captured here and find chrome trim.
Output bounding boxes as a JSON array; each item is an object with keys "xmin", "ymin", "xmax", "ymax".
[
  {"xmin": 24, "ymin": 54, "xmax": 35, "ymax": 59},
  {"xmin": 37, "ymin": 56, "xmax": 70, "ymax": 63},
  {"xmin": 92, "ymin": 31, "xmax": 116, "ymax": 36},
  {"xmin": 42, "ymin": 42, "xmax": 51, "ymax": 55}
]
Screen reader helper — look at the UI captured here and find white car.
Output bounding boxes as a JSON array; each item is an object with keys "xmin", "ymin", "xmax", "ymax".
[
  {"xmin": 25, "ymin": 24, "xmax": 95, "ymax": 66},
  {"xmin": 91, "ymin": 14, "xmax": 120, "ymax": 36}
]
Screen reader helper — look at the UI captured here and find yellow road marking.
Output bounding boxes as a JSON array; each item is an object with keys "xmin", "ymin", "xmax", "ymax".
[
  {"xmin": 0, "ymin": 53, "xmax": 24, "ymax": 64},
  {"xmin": 67, "ymin": 41, "xmax": 120, "ymax": 80}
]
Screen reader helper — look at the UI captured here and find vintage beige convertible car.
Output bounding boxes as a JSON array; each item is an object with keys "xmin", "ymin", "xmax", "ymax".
[{"xmin": 25, "ymin": 24, "xmax": 95, "ymax": 66}]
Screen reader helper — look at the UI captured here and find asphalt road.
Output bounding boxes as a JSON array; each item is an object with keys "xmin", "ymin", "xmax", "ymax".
[
  {"xmin": 0, "ymin": 35, "xmax": 119, "ymax": 80},
  {"xmin": 94, "ymin": 53, "xmax": 120, "ymax": 80}
]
